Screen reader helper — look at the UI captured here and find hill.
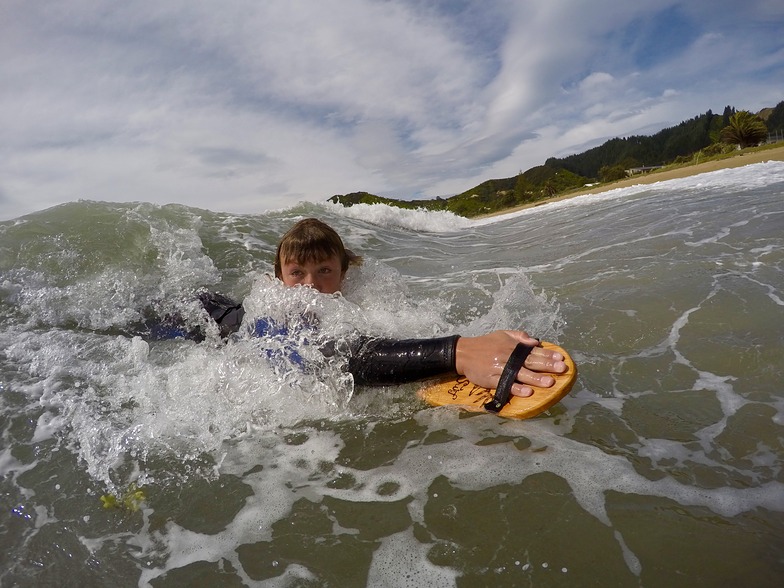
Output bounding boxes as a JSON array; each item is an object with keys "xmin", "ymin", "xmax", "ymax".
[{"xmin": 329, "ymin": 100, "xmax": 784, "ymax": 218}]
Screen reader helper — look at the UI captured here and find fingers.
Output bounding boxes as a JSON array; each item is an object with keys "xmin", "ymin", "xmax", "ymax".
[
  {"xmin": 510, "ymin": 371, "xmax": 556, "ymax": 397},
  {"xmin": 516, "ymin": 369, "xmax": 555, "ymax": 387},
  {"xmin": 515, "ymin": 344, "xmax": 564, "ymax": 394},
  {"xmin": 504, "ymin": 331, "xmax": 565, "ymax": 370},
  {"xmin": 524, "ymin": 352, "xmax": 567, "ymax": 374},
  {"xmin": 510, "ymin": 383, "xmax": 534, "ymax": 398},
  {"xmin": 530, "ymin": 345, "xmax": 564, "ymax": 362},
  {"xmin": 505, "ymin": 332, "xmax": 567, "ymax": 390}
]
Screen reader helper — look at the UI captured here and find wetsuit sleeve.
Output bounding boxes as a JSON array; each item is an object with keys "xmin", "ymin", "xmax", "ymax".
[
  {"xmin": 197, "ymin": 291, "xmax": 245, "ymax": 338},
  {"xmin": 196, "ymin": 290, "xmax": 459, "ymax": 384},
  {"xmin": 347, "ymin": 335, "xmax": 460, "ymax": 385}
]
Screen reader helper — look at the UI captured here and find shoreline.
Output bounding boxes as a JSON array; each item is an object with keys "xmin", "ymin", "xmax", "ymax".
[{"xmin": 479, "ymin": 144, "xmax": 784, "ymax": 218}]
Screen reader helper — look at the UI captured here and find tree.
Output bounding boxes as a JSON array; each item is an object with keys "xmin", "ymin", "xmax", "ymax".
[
  {"xmin": 598, "ymin": 164, "xmax": 627, "ymax": 182},
  {"xmin": 721, "ymin": 105, "xmax": 736, "ymax": 127},
  {"xmin": 720, "ymin": 111, "xmax": 767, "ymax": 148},
  {"xmin": 513, "ymin": 173, "xmax": 533, "ymax": 202},
  {"xmin": 765, "ymin": 100, "xmax": 784, "ymax": 133}
]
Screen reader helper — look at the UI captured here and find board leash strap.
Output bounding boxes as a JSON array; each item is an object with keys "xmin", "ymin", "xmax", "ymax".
[{"xmin": 483, "ymin": 343, "xmax": 534, "ymax": 412}]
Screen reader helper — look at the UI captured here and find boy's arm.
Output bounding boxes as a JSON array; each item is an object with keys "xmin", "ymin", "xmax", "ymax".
[
  {"xmin": 347, "ymin": 336, "xmax": 460, "ymax": 385},
  {"xmin": 348, "ymin": 331, "xmax": 567, "ymax": 396}
]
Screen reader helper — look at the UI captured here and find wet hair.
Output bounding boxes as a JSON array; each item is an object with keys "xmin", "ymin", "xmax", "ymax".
[{"xmin": 274, "ymin": 218, "xmax": 362, "ymax": 279}]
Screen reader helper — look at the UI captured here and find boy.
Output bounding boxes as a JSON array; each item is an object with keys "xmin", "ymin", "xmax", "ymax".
[{"xmin": 200, "ymin": 218, "xmax": 567, "ymax": 401}]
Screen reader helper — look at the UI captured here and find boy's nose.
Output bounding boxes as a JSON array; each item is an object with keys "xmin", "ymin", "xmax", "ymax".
[{"xmin": 302, "ymin": 273, "xmax": 320, "ymax": 290}]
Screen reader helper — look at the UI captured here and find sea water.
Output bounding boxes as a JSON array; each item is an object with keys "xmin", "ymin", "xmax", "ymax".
[{"xmin": 1, "ymin": 161, "xmax": 783, "ymax": 587}]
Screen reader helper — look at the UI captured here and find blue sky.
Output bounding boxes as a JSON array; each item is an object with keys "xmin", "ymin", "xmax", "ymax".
[{"xmin": 1, "ymin": 0, "xmax": 783, "ymax": 220}]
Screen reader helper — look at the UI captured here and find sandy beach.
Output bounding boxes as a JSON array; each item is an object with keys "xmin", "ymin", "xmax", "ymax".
[{"xmin": 482, "ymin": 144, "xmax": 784, "ymax": 217}]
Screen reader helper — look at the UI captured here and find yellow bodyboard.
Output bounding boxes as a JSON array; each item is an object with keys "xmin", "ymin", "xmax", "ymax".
[{"xmin": 418, "ymin": 342, "xmax": 577, "ymax": 419}]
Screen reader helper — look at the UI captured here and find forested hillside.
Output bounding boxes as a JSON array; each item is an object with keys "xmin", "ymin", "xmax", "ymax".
[
  {"xmin": 329, "ymin": 100, "xmax": 784, "ymax": 217},
  {"xmin": 546, "ymin": 108, "xmax": 732, "ymax": 179}
]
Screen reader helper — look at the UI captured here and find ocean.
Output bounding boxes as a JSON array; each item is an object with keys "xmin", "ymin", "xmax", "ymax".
[{"xmin": 1, "ymin": 161, "xmax": 783, "ymax": 587}]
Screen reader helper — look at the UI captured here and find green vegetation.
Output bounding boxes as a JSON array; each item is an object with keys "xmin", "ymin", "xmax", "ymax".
[
  {"xmin": 329, "ymin": 100, "xmax": 784, "ymax": 218},
  {"xmin": 598, "ymin": 164, "xmax": 628, "ymax": 183},
  {"xmin": 100, "ymin": 483, "xmax": 146, "ymax": 512},
  {"xmin": 327, "ymin": 191, "xmax": 445, "ymax": 214},
  {"xmin": 763, "ymin": 100, "xmax": 784, "ymax": 132},
  {"xmin": 720, "ymin": 111, "xmax": 768, "ymax": 148},
  {"xmin": 547, "ymin": 107, "xmax": 735, "ymax": 178}
]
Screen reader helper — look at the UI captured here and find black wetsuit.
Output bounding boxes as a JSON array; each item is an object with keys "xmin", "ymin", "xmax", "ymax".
[{"xmin": 196, "ymin": 291, "xmax": 459, "ymax": 386}]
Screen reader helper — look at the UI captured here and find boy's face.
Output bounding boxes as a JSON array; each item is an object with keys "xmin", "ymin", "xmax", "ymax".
[{"xmin": 279, "ymin": 254, "xmax": 345, "ymax": 294}]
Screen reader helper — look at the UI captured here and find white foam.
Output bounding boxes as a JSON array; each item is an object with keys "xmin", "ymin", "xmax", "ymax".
[
  {"xmin": 126, "ymin": 402, "xmax": 784, "ymax": 583},
  {"xmin": 367, "ymin": 530, "xmax": 459, "ymax": 587},
  {"xmin": 324, "ymin": 201, "xmax": 474, "ymax": 233}
]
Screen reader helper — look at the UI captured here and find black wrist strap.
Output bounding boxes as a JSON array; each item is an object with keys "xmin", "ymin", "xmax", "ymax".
[{"xmin": 484, "ymin": 343, "xmax": 534, "ymax": 412}]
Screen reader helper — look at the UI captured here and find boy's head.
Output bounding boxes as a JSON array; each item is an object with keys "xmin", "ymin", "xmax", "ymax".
[{"xmin": 274, "ymin": 218, "xmax": 361, "ymax": 293}]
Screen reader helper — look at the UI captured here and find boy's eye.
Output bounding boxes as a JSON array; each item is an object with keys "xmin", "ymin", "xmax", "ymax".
[{"xmin": 319, "ymin": 267, "xmax": 332, "ymax": 274}]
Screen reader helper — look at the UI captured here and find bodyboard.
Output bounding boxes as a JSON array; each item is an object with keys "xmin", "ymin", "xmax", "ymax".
[{"xmin": 418, "ymin": 342, "xmax": 576, "ymax": 419}]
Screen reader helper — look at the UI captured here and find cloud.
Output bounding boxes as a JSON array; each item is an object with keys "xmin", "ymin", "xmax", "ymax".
[{"xmin": 1, "ymin": 0, "xmax": 782, "ymax": 220}]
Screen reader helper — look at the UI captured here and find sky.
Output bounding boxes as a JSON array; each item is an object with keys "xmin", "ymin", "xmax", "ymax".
[{"xmin": 2, "ymin": 0, "xmax": 783, "ymax": 221}]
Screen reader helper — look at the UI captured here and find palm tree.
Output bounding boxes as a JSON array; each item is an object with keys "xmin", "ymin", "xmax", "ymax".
[{"xmin": 720, "ymin": 111, "xmax": 768, "ymax": 148}]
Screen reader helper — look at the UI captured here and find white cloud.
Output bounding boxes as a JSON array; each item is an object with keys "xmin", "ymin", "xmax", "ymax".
[
  {"xmin": 579, "ymin": 72, "xmax": 616, "ymax": 93},
  {"xmin": 1, "ymin": 0, "xmax": 782, "ymax": 220}
]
